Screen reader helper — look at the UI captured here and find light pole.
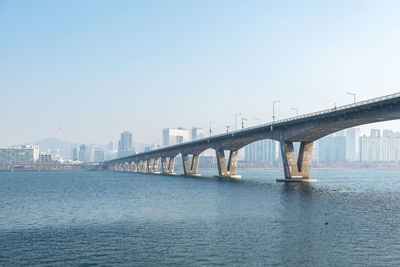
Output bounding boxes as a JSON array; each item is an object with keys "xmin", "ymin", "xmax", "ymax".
[
  {"xmin": 235, "ymin": 113, "xmax": 242, "ymax": 131},
  {"xmin": 209, "ymin": 122, "xmax": 215, "ymax": 137},
  {"xmin": 291, "ymin": 108, "xmax": 299, "ymax": 116},
  {"xmin": 273, "ymin": 100, "xmax": 281, "ymax": 123},
  {"xmin": 241, "ymin": 117, "xmax": 247, "ymax": 129},
  {"xmin": 347, "ymin": 92, "xmax": 356, "ymax": 103},
  {"xmin": 254, "ymin": 117, "xmax": 261, "ymax": 126},
  {"xmin": 225, "ymin": 125, "xmax": 232, "ymax": 133}
]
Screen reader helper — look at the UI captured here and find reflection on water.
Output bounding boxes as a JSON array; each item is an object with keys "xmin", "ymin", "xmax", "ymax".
[{"xmin": 0, "ymin": 170, "xmax": 400, "ymax": 266}]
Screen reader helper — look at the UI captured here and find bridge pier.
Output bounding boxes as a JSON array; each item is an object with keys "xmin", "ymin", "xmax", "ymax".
[
  {"xmin": 215, "ymin": 149, "xmax": 241, "ymax": 179},
  {"xmin": 130, "ymin": 161, "xmax": 137, "ymax": 172},
  {"xmin": 161, "ymin": 156, "xmax": 176, "ymax": 175},
  {"xmin": 182, "ymin": 154, "xmax": 200, "ymax": 176},
  {"xmin": 136, "ymin": 160, "xmax": 147, "ymax": 173},
  {"xmin": 123, "ymin": 162, "xmax": 130, "ymax": 172},
  {"xmin": 147, "ymin": 158, "xmax": 160, "ymax": 174},
  {"xmin": 277, "ymin": 141, "xmax": 316, "ymax": 182}
]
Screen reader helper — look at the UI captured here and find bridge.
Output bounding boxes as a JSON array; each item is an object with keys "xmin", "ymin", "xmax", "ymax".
[{"xmin": 102, "ymin": 92, "xmax": 400, "ymax": 182}]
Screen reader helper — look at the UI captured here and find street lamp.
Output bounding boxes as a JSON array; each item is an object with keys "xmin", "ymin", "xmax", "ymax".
[
  {"xmin": 291, "ymin": 108, "xmax": 299, "ymax": 116},
  {"xmin": 209, "ymin": 122, "xmax": 215, "ymax": 137},
  {"xmin": 234, "ymin": 113, "xmax": 242, "ymax": 131},
  {"xmin": 273, "ymin": 100, "xmax": 281, "ymax": 123},
  {"xmin": 254, "ymin": 117, "xmax": 261, "ymax": 126},
  {"xmin": 347, "ymin": 92, "xmax": 356, "ymax": 103},
  {"xmin": 225, "ymin": 125, "xmax": 232, "ymax": 133},
  {"xmin": 241, "ymin": 117, "xmax": 247, "ymax": 129}
]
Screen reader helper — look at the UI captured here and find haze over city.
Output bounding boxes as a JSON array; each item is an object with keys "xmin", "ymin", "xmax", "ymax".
[
  {"xmin": 4, "ymin": 1, "xmax": 400, "ymax": 266},
  {"xmin": 2, "ymin": 0, "xmax": 400, "ymax": 146}
]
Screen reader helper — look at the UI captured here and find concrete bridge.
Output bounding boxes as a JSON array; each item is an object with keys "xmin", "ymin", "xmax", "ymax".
[{"xmin": 103, "ymin": 92, "xmax": 400, "ymax": 182}]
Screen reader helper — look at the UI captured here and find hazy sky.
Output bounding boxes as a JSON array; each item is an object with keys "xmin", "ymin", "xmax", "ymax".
[{"xmin": 1, "ymin": 0, "xmax": 400, "ymax": 145}]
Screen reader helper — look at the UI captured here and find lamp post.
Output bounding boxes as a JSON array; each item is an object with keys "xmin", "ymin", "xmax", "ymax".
[
  {"xmin": 241, "ymin": 117, "xmax": 247, "ymax": 129},
  {"xmin": 291, "ymin": 108, "xmax": 299, "ymax": 116},
  {"xmin": 255, "ymin": 117, "xmax": 261, "ymax": 126},
  {"xmin": 347, "ymin": 92, "xmax": 356, "ymax": 103},
  {"xmin": 273, "ymin": 100, "xmax": 281, "ymax": 123},
  {"xmin": 225, "ymin": 125, "xmax": 232, "ymax": 133},
  {"xmin": 209, "ymin": 122, "xmax": 215, "ymax": 137},
  {"xmin": 234, "ymin": 113, "xmax": 242, "ymax": 131}
]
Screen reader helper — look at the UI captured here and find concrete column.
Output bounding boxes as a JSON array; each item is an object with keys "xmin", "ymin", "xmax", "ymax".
[
  {"xmin": 123, "ymin": 162, "xmax": 129, "ymax": 172},
  {"xmin": 137, "ymin": 160, "xmax": 147, "ymax": 173},
  {"xmin": 130, "ymin": 161, "xmax": 137, "ymax": 172},
  {"xmin": 182, "ymin": 154, "xmax": 200, "ymax": 176},
  {"xmin": 215, "ymin": 149, "xmax": 241, "ymax": 178},
  {"xmin": 148, "ymin": 158, "xmax": 160, "ymax": 174},
  {"xmin": 161, "ymin": 156, "xmax": 176, "ymax": 174},
  {"xmin": 279, "ymin": 141, "xmax": 314, "ymax": 179}
]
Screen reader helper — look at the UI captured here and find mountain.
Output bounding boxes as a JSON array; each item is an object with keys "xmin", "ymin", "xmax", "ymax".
[{"xmin": 32, "ymin": 138, "xmax": 74, "ymax": 157}]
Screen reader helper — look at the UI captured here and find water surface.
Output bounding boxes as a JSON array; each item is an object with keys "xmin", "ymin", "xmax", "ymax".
[{"xmin": 1, "ymin": 170, "xmax": 399, "ymax": 266}]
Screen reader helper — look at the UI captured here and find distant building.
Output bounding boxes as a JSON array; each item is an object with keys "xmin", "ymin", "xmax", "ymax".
[
  {"xmin": 360, "ymin": 135, "xmax": 400, "ymax": 162},
  {"xmin": 72, "ymin": 145, "xmax": 79, "ymax": 161},
  {"xmin": 39, "ymin": 153, "xmax": 52, "ymax": 163},
  {"xmin": 162, "ymin": 128, "xmax": 190, "ymax": 147},
  {"xmin": 0, "ymin": 145, "xmax": 39, "ymax": 163},
  {"xmin": 93, "ymin": 149, "xmax": 105, "ymax": 161},
  {"xmin": 192, "ymin": 127, "xmax": 205, "ymax": 141},
  {"xmin": 383, "ymin": 129, "xmax": 393, "ymax": 138},
  {"xmin": 245, "ymin": 139, "xmax": 278, "ymax": 163},
  {"xmin": 144, "ymin": 144, "xmax": 160, "ymax": 152},
  {"xmin": 106, "ymin": 141, "xmax": 118, "ymax": 160},
  {"xmin": 319, "ymin": 135, "xmax": 346, "ymax": 163},
  {"xmin": 86, "ymin": 144, "xmax": 95, "ymax": 162},
  {"xmin": 118, "ymin": 131, "xmax": 135, "ymax": 157},
  {"xmin": 346, "ymin": 128, "xmax": 360, "ymax": 161},
  {"xmin": 79, "ymin": 144, "xmax": 86, "ymax": 162},
  {"xmin": 371, "ymin": 129, "xmax": 381, "ymax": 138}
]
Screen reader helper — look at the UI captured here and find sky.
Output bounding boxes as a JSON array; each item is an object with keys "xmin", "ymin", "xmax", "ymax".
[{"xmin": 1, "ymin": 0, "xmax": 400, "ymax": 145}]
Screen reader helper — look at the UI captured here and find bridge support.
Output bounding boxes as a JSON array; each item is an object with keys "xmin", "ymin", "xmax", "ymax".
[
  {"xmin": 278, "ymin": 141, "xmax": 316, "ymax": 182},
  {"xmin": 215, "ymin": 149, "xmax": 241, "ymax": 179},
  {"xmin": 130, "ymin": 161, "xmax": 137, "ymax": 172},
  {"xmin": 123, "ymin": 162, "xmax": 130, "ymax": 172},
  {"xmin": 161, "ymin": 157, "xmax": 176, "ymax": 175},
  {"xmin": 137, "ymin": 160, "xmax": 147, "ymax": 173},
  {"xmin": 182, "ymin": 154, "xmax": 200, "ymax": 176},
  {"xmin": 147, "ymin": 158, "xmax": 160, "ymax": 174}
]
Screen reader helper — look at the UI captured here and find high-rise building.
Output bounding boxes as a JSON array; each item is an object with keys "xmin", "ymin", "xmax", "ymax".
[
  {"xmin": 346, "ymin": 128, "xmax": 360, "ymax": 161},
  {"xmin": 93, "ymin": 149, "xmax": 105, "ymax": 161},
  {"xmin": 86, "ymin": 144, "xmax": 95, "ymax": 162},
  {"xmin": 144, "ymin": 144, "xmax": 161, "ymax": 152},
  {"xmin": 72, "ymin": 145, "xmax": 79, "ymax": 161},
  {"xmin": 118, "ymin": 131, "xmax": 134, "ymax": 157},
  {"xmin": 162, "ymin": 128, "xmax": 190, "ymax": 147},
  {"xmin": 383, "ymin": 129, "xmax": 394, "ymax": 138},
  {"xmin": 79, "ymin": 144, "xmax": 86, "ymax": 162},
  {"xmin": 192, "ymin": 127, "xmax": 205, "ymax": 141},
  {"xmin": 319, "ymin": 135, "xmax": 346, "ymax": 163},
  {"xmin": 106, "ymin": 141, "xmax": 118, "ymax": 160},
  {"xmin": 360, "ymin": 134, "xmax": 400, "ymax": 162},
  {"xmin": 371, "ymin": 129, "xmax": 381, "ymax": 138},
  {"xmin": 245, "ymin": 139, "xmax": 277, "ymax": 163},
  {"xmin": 0, "ymin": 145, "xmax": 39, "ymax": 163}
]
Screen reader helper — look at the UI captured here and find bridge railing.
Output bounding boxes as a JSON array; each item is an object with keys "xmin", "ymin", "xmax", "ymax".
[{"xmin": 193, "ymin": 91, "xmax": 400, "ymax": 142}]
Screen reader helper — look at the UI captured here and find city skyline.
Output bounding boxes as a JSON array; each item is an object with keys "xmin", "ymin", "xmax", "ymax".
[{"xmin": 2, "ymin": 1, "xmax": 400, "ymax": 145}]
